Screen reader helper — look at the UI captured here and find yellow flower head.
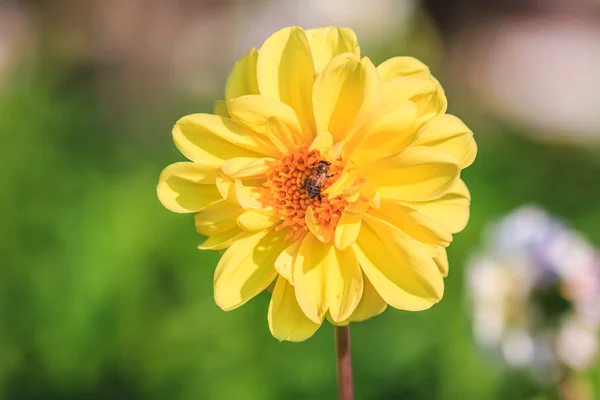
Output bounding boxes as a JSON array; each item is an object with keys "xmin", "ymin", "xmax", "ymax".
[{"xmin": 157, "ymin": 26, "xmax": 477, "ymax": 342}]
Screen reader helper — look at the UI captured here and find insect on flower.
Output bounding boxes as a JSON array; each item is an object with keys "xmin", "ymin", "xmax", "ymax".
[{"xmin": 303, "ymin": 160, "xmax": 333, "ymax": 201}]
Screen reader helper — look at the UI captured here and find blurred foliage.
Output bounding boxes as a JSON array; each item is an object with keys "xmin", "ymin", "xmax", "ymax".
[{"xmin": 2, "ymin": 20, "xmax": 600, "ymax": 400}]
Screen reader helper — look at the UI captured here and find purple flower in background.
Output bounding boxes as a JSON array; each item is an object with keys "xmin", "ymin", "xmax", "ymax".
[{"xmin": 466, "ymin": 205, "xmax": 600, "ymax": 379}]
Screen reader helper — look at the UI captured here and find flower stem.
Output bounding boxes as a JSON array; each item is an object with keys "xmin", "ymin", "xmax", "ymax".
[{"xmin": 335, "ymin": 325, "xmax": 354, "ymax": 400}]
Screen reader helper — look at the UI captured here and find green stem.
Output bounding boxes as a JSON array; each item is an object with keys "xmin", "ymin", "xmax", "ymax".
[{"xmin": 335, "ymin": 325, "xmax": 355, "ymax": 400}]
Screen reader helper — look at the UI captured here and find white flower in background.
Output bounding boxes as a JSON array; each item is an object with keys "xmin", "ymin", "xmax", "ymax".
[{"xmin": 466, "ymin": 205, "xmax": 600, "ymax": 376}]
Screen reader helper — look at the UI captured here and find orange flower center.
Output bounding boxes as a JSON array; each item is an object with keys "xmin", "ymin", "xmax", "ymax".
[{"xmin": 261, "ymin": 147, "xmax": 347, "ymax": 241}]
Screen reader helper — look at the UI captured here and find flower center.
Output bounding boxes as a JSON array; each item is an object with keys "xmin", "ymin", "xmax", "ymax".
[{"xmin": 261, "ymin": 147, "xmax": 347, "ymax": 240}]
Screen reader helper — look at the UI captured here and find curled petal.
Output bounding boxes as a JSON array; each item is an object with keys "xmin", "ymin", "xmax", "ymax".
[
  {"xmin": 237, "ymin": 208, "xmax": 280, "ymax": 231},
  {"xmin": 293, "ymin": 234, "xmax": 330, "ymax": 323},
  {"xmin": 275, "ymin": 237, "xmax": 303, "ymax": 283},
  {"xmin": 194, "ymin": 200, "xmax": 243, "ymax": 236},
  {"xmin": 344, "ymin": 100, "xmax": 418, "ymax": 165},
  {"xmin": 365, "ymin": 146, "xmax": 461, "ymax": 202},
  {"xmin": 327, "ymin": 246, "xmax": 363, "ymax": 322},
  {"xmin": 199, "ymin": 227, "xmax": 246, "ymax": 250},
  {"xmin": 413, "ymin": 114, "xmax": 477, "ymax": 169},
  {"xmin": 221, "ymin": 157, "xmax": 274, "ymax": 178},
  {"xmin": 215, "ymin": 174, "xmax": 237, "ymax": 204},
  {"xmin": 157, "ymin": 162, "xmax": 222, "ymax": 213},
  {"xmin": 354, "ymin": 215, "xmax": 444, "ymax": 311},
  {"xmin": 214, "ymin": 229, "xmax": 287, "ymax": 310},
  {"xmin": 369, "ymin": 199, "xmax": 453, "ymax": 247},
  {"xmin": 334, "ymin": 211, "xmax": 362, "ymax": 250},
  {"xmin": 225, "ymin": 47, "xmax": 259, "ymax": 104},
  {"xmin": 313, "ymin": 54, "xmax": 380, "ymax": 142},
  {"xmin": 173, "ymin": 114, "xmax": 278, "ymax": 165},
  {"xmin": 265, "ymin": 117, "xmax": 299, "ymax": 153},
  {"xmin": 228, "ymin": 95, "xmax": 309, "ymax": 142},
  {"xmin": 377, "ymin": 56, "xmax": 431, "ymax": 79},
  {"xmin": 268, "ymin": 275, "xmax": 321, "ymax": 342},
  {"xmin": 306, "ymin": 27, "xmax": 360, "ymax": 72},
  {"xmin": 342, "ymin": 273, "xmax": 387, "ymax": 324},
  {"xmin": 401, "ymin": 179, "xmax": 471, "ymax": 234},
  {"xmin": 382, "ymin": 77, "xmax": 447, "ymax": 127},
  {"xmin": 257, "ymin": 26, "xmax": 316, "ymax": 134}
]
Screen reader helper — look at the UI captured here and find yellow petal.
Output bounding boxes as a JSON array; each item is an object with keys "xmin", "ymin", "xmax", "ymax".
[
  {"xmin": 157, "ymin": 162, "xmax": 222, "ymax": 213},
  {"xmin": 275, "ymin": 237, "xmax": 303, "ymax": 283},
  {"xmin": 313, "ymin": 54, "xmax": 380, "ymax": 142},
  {"xmin": 322, "ymin": 166, "xmax": 356, "ymax": 198},
  {"xmin": 335, "ymin": 211, "xmax": 362, "ymax": 250},
  {"xmin": 257, "ymin": 26, "xmax": 316, "ymax": 134},
  {"xmin": 213, "ymin": 100, "xmax": 229, "ymax": 117},
  {"xmin": 346, "ymin": 273, "xmax": 387, "ymax": 323},
  {"xmin": 173, "ymin": 114, "xmax": 278, "ymax": 165},
  {"xmin": 237, "ymin": 208, "xmax": 280, "ymax": 231},
  {"xmin": 225, "ymin": 47, "xmax": 259, "ymax": 103},
  {"xmin": 327, "ymin": 247, "xmax": 363, "ymax": 322},
  {"xmin": 265, "ymin": 117, "xmax": 298, "ymax": 153},
  {"xmin": 221, "ymin": 157, "xmax": 273, "ymax": 178},
  {"xmin": 413, "ymin": 114, "xmax": 477, "ymax": 169},
  {"xmin": 305, "ymin": 27, "xmax": 360, "ymax": 72},
  {"xmin": 228, "ymin": 95, "xmax": 309, "ymax": 142},
  {"xmin": 268, "ymin": 275, "xmax": 321, "ymax": 342},
  {"xmin": 214, "ymin": 229, "xmax": 287, "ymax": 310},
  {"xmin": 194, "ymin": 200, "xmax": 243, "ymax": 236},
  {"xmin": 368, "ymin": 199, "xmax": 452, "ymax": 247},
  {"xmin": 380, "ymin": 76, "xmax": 447, "ymax": 127},
  {"xmin": 325, "ymin": 141, "xmax": 345, "ymax": 161},
  {"xmin": 199, "ymin": 227, "xmax": 246, "ymax": 250},
  {"xmin": 434, "ymin": 247, "xmax": 449, "ymax": 277},
  {"xmin": 344, "ymin": 100, "xmax": 418, "ymax": 165},
  {"xmin": 215, "ymin": 174, "xmax": 237, "ymax": 204},
  {"xmin": 365, "ymin": 146, "xmax": 460, "ymax": 202},
  {"xmin": 305, "ymin": 206, "xmax": 334, "ymax": 243},
  {"xmin": 401, "ymin": 179, "xmax": 471, "ymax": 234},
  {"xmin": 234, "ymin": 179, "xmax": 264, "ymax": 209},
  {"xmin": 377, "ymin": 56, "xmax": 430, "ymax": 79},
  {"xmin": 354, "ymin": 215, "xmax": 444, "ymax": 311},
  {"xmin": 309, "ymin": 131, "xmax": 334, "ymax": 153},
  {"xmin": 293, "ymin": 233, "xmax": 330, "ymax": 323}
]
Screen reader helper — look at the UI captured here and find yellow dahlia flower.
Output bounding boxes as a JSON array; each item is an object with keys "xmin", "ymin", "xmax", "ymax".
[{"xmin": 157, "ymin": 26, "xmax": 476, "ymax": 342}]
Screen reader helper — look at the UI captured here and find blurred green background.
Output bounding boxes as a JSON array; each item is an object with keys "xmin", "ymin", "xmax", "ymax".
[{"xmin": 2, "ymin": 0, "xmax": 600, "ymax": 399}]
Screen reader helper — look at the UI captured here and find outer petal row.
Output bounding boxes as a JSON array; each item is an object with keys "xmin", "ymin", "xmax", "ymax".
[
  {"xmin": 173, "ymin": 114, "xmax": 278, "ymax": 166},
  {"xmin": 413, "ymin": 114, "xmax": 477, "ymax": 169},
  {"xmin": 157, "ymin": 162, "xmax": 222, "ymax": 213},
  {"xmin": 377, "ymin": 56, "xmax": 447, "ymax": 127},
  {"xmin": 214, "ymin": 229, "xmax": 288, "ymax": 311},
  {"xmin": 305, "ymin": 27, "xmax": 360, "ymax": 72},
  {"xmin": 293, "ymin": 234, "xmax": 363, "ymax": 324},
  {"xmin": 364, "ymin": 146, "xmax": 461, "ymax": 202},
  {"xmin": 257, "ymin": 26, "xmax": 316, "ymax": 134},
  {"xmin": 313, "ymin": 54, "xmax": 380, "ymax": 143},
  {"xmin": 354, "ymin": 215, "xmax": 444, "ymax": 311}
]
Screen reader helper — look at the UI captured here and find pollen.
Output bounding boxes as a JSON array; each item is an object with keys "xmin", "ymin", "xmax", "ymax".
[{"xmin": 261, "ymin": 147, "xmax": 347, "ymax": 241}]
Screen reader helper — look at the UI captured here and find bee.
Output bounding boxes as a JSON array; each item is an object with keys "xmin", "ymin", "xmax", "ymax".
[{"xmin": 303, "ymin": 160, "xmax": 334, "ymax": 201}]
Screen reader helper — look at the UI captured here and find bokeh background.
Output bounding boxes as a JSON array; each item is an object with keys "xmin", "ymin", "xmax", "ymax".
[{"xmin": 2, "ymin": 0, "xmax": 600, "ymax": 398}]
